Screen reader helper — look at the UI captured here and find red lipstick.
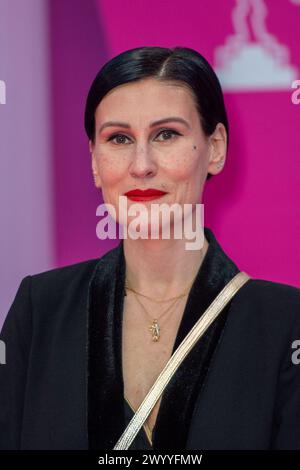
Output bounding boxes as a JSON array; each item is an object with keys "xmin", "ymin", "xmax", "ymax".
[{"xmin": 124, "ymin": 188, "xmax": 168, "ymax": 202}]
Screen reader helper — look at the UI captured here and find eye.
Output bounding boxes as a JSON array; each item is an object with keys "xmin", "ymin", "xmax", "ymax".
[
  {"xmin": 156, "ymin": 129, "xmax": 181, "ymax": 141},
  {"xmin": 107, "ymin": 133, "xmax": 131, "ymax": 145}
]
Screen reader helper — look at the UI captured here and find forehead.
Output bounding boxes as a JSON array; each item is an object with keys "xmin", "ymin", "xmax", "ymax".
[{"xmin": 94, "ymin": 78, "xmax": 198, "ymax": 123}]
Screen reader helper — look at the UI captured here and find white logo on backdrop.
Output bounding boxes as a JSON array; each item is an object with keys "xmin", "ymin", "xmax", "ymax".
[{"xmin": 214, "ymin": 0, "xmax": 299, "ymax": 91}]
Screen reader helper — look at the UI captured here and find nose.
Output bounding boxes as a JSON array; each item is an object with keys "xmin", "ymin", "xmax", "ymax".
[{"xmin": 128, "ymin": 143, "xmax": 157, "ymax": 179}]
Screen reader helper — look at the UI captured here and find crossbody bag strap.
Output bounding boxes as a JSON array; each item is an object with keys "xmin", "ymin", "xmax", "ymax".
[{"xmin": 113, "ymin": 271, "xmax": 251, "ymax": 450}]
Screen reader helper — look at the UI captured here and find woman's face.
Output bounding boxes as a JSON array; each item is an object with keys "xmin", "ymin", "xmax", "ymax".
[{"xmin": 90, "ymin": 77, "xmax": 226, "ymax": 231}]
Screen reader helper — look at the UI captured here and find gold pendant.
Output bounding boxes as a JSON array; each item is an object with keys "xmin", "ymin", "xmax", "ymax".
[{"xmin": 149, "ymin": 319, "xmax": 160, "ymax": 342}]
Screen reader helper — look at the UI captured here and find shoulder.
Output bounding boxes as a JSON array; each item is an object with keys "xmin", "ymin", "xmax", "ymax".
[
  {"xmin": 15, "ymin": 258, "xmax": 98, "ymax": 307},
  {"xmin": 28, "ymin": 247, "xmax": 121, "ymax": 307},
  {"xmin": 6, "ymin": 245, "xmax": 121, "ymax": 320},
  {"xmin": 229, "ymin": 276, "xmax": 300, "ymax": 346},
  {"xmin": 0, "ymin": 258, "xmax": 99, "ymax": 333},
  {"xmin": 29, "ymin": 257, "xmax": 100, "ymax": 290},
  {"xmin": 28, "ymin": 243, "xmax": 121, "ymax": 288},
  {"xmin": 234, "ymin": 276, "xmax": 300, "ymax": 311}
]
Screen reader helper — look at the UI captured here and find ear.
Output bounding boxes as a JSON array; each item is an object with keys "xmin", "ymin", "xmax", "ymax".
[
  {"xmin": 89, "ymin": 140, "xmax": 102, "ymax": 189},
  {"xmin": 207, "ymin": 123, "xmax": 227, "ymax": 177}
]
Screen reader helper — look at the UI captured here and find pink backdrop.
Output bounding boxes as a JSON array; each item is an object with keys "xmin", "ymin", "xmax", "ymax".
[{"xmin": 92, "ymin": 0, "xmax": 300, "ymax": 286}]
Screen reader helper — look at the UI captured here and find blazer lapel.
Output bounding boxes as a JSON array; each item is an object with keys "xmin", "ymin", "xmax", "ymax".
[
  {"xmin": 87, "ymin": 242, "xmax": 126, "ymax": 450},
  {"xmin": 87, "ymin": 227, "xmax": 240, "ymax": 450}
]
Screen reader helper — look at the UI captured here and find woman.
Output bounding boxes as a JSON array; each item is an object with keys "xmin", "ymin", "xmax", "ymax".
[{"xmin": 1, "ymin": 46, "xmax": 300, "ymax": 451}]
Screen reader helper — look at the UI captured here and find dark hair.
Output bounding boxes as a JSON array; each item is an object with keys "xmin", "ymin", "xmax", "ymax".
[{"xmin": 84, "ymin": 46, "xmax": 229, "ymax": 181}]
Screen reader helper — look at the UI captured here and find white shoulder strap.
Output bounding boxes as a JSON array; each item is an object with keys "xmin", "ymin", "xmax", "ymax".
[{"xmin": 113, "ymin": 271, "xmax": 251, "ymax": 450}]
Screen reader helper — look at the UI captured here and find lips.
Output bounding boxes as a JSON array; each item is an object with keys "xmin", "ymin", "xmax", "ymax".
[{"xmin": 124, "ymin": 188, "xmax": 168, "ymax": 201}]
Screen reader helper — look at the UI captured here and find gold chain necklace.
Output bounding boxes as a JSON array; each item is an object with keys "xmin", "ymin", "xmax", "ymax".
[{"xmin": 124, "ymin": 278, "xmax": 195, "ymax": 342}]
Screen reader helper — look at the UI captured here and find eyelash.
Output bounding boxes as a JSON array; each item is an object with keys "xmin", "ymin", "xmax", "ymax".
[{"xmin": 106, "ymin": 129, "xmax": 181, "ymax": 145}]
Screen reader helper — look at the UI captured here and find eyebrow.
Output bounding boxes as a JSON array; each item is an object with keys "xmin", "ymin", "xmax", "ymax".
[{"xmin": 98, "ymin": 117, "xmax": 191, "ymax": 134}]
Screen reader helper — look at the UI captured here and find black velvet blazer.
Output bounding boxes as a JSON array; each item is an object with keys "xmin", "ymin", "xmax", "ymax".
[{"xmin": 1, "ymin": 227, "xmax": 300, "ymax": 450}]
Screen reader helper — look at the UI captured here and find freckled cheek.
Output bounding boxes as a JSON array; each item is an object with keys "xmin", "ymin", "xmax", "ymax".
[
  {"xmin": 164, "ymin": 152, "xmax": 200, "ymax": 180},
  {"xmin": 95, "ymin": 153, "xmax": 127, "ymax": 185}
]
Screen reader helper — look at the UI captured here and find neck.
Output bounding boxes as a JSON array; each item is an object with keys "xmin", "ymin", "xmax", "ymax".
[{"xmin": 123, "ymin": 230, "xmax": 209, "ymax": 300}]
